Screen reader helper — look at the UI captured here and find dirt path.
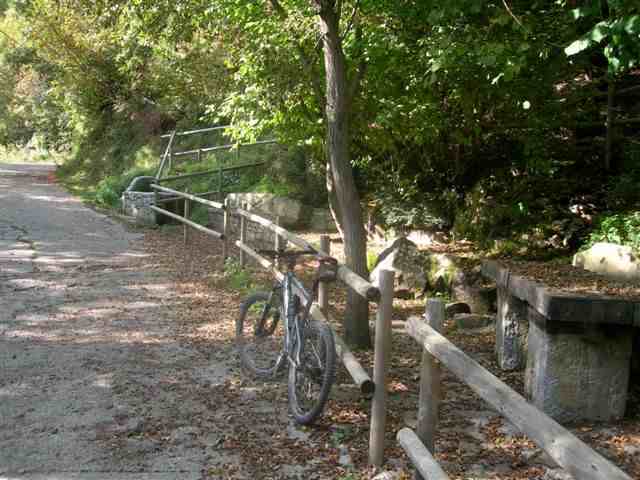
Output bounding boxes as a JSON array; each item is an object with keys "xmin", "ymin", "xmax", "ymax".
[{"xmin": 0, "ymin": 164, "xmax": 323, "ymax": 479}]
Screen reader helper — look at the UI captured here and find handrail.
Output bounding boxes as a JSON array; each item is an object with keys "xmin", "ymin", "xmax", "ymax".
[
  {"xmin": 234, "ymin": 207, "xmax": 380, "ymax": 302},
  {"xmin": 405, "ymin": 313, "xmax": 632, "ymax": 480},
  {"xmin": 157, "ymin": 161, "xmax": 265, "ymax": 183},
  {"xmin": 150, "ymin": 184, "xmax": 224, "ymax": 210},
  {"xmin": 160, "ymin": 125, "xmax": 230, "ymax": 138},
  {"xmin": 150, "ymin": 205, "xmax": 223, "ymax": 239},
  {"xmin": 172, "ymin": 139, "xmax": 277, "ymax": 158}
]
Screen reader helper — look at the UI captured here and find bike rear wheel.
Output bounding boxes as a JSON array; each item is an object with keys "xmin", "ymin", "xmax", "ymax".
[
  {"xmin": 236, "ymin": 291, "xmax": 285, "ymax": 377},
  {"xmin": 288, "ymin": 319, "xmax": 336, "ymax": 425}
]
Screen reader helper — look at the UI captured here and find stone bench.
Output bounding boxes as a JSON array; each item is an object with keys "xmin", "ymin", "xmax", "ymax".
[{"xmin": 482, "ymin": 260, "xmax": 637, "ymax": 423}]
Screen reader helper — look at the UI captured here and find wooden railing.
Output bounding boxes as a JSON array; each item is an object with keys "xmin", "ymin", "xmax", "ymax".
[
  {"xmin": 148, "ymin": 185, "xmax": 395, "ymax": 465},
  {"xmin": 400, "ymin": 299, "xmax": 632, "ymax": 480}
]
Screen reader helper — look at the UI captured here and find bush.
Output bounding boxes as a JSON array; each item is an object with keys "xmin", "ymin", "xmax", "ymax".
[{"xmin": 585, "ymin": 211, "xmax": 640, "ymax": 252}]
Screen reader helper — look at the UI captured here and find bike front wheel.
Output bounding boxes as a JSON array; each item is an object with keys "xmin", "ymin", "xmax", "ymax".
[
  {"xmin": 236, "ymin": 291, "xmax": 285, "ymax": 378},
  {"xmin": 288, "ymin": 320, "xmax": 336, "ymax": 425}
]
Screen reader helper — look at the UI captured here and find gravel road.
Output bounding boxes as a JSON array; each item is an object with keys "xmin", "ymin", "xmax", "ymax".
[{"xmin": 0, "ymin": 164, "xmax": 243, "ymax": 479}]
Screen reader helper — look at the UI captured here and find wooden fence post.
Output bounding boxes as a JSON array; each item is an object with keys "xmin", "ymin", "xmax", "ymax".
[
  {"xmin": 369, "ymin": 269, "xmax": 395, "ymax": 467},
  {"xmin": 239, "ymin": 202, "xmax": 247, "ymax": 268},
  {"xmin": 275, "ymin": 216, "xmax": 284, "ymax": 251},
  {"xmin": 183, "ymin": 190, "xmax": 191, "ymax": 245},
  {"xmin": 222, "ymin": 197, "xmax": 230, "ymax": 267},
  {"xmin": 415, "ymin": 298, "xmax": 445, "ymax": 480},
  {"xmin": 318, "ymin": 234, "xmax": 330, "ymax": 315}
]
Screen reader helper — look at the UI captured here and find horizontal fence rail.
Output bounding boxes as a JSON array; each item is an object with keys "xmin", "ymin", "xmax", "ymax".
[
  {"xmin": 151, "ymin": 184, "xmax": 224, "ymax": 210},
  {"xmin": 397, "ymin": 428, "xmax": 450, "ymax": 480},
  {"xmin": 172, "ymin": 140, "xmax": 277, "ymax": 158},
  {"xmin": 150, "ymin": 205, "xmax": 223, "ymax": 239},
  {"xmin": 157, "ymin": 162, "xmax": 266, "ymax": 184},
  {"xmin": 403, "ymin": 303, "xmax": 632, "ymax": 480},
  {"xmin": 234, "ymin": 207, "xmax": 380, "ymax": 302},
  {"xmin": 160, "ymin": 125, "xmax": 230, "ymax": 138}
]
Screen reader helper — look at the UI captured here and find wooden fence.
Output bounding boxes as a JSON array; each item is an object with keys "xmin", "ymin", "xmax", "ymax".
[
  {"xmin": 149, "ymin": 154, "xmax": 632, "ymax": 478},
  {"xmin": 149, "ymin": 183, "xmax": 395, "ymax": 465},
  {"xmin": 399, "ymin": 299, "xmax": 632, "ymax": 480}
]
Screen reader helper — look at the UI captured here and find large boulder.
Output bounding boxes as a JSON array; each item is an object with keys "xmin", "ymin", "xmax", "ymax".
[
  {"xmin": 573, "ymin": 242, "xmax": 640, "ymax": 281},
  {"xmin": 370, "ymin": 237, "xmax": 426, "ymax": 297},
  {"xmin": 225, "ymin": 193, "xmax": 303, "ymax": 228}
]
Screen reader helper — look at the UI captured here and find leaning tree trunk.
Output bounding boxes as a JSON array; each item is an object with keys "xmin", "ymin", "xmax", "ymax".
[{"xmin": 317, "ymin": 1, "xmax": 371, "ymax": 349}]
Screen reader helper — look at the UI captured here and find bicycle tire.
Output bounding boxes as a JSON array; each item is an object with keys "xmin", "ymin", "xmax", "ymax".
[
  {"xmin": 236, "ymin": 291, "xmax": 285, "ymax": 378},
  {"xmin": 288, "ymin": 319, "xmax": 336, "ymax": 425}
]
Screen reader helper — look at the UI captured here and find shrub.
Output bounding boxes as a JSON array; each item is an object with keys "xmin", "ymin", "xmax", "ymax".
[{"xmin": 585, "ymin": 211, "xmax": 640, "ymax": 252}]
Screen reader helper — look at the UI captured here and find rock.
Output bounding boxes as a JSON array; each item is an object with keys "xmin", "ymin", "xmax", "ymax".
[
  {"xmin": 445, "ymin": 302, "xmax": 471, "ymax": 317},
  {"xmin": 370, "ymin": 237, "xmax": 426, "ymax": 296},
  {"xmin": 454, "ymin": 314, "xmax": 495, "ymax": 330},
  {"xmin": 573, "ymin": 242, "xmax": 640, "ymax": 281},
  {"xmin": 521, "ymin": 448, "xmax": 558, "ymax": 468},
  {"xmin": 338, "ymin": 445, "xmax": 353, "ymax": 467},
  {"xmin": 372, "ymin": 471, "xmax": 403, "ymax": 480},
  {"xmin": 226, "ymin": 193, "xmax": 303, "ymax": 228}
]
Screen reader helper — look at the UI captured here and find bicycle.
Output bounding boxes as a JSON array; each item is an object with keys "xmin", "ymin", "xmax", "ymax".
[{"xmin": 235, "ymin": 248, "xmax": 338, "ymax": 425}]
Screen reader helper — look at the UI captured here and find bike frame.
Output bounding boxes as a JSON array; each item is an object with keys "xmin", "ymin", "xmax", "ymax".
[{"xmin": 276, "ymin": 270, "xmax": 311, "ymax": 369}]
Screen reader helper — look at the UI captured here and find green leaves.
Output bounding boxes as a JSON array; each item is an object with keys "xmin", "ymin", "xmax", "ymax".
[{"xmin": 565, "ymin": 1, "xmax": 640, "ymax": 74}]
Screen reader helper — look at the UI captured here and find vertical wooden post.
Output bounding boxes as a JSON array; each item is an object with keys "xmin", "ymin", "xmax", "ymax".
[
  {"xmin": 319, "ymin": 234, "xmax": 330, "ymax": 314},
  {"xmin": 275, "ymin": 216, "xmax": 284, "ymax": 251},
  {"xmin": 415, "ymin": 298, "xmax": 445, "ymax": 480},
  {"xmin": 183, "ymin": 191, "xmax": 191, "ymax": 245},
  {"xmin": 153, "ymin": 187, "xmax": 160, "ymax": 225},
  {"xmin": 369, "ymin": 269, "xmax": 395, "ymax": 467},
  {"xmin": 239, "ymin": 203, "xmax": 247, "ymax": 268},
  {"xmin": 218, "ymin": 163, "xmax": 223, "ymax": 199},
  {"xmin": 222, "ymin": 197, "xmax": 230, "ymax": 267}
]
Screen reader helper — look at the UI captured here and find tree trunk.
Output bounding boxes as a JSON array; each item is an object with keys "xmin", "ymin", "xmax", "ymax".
[{"xmin": 317, "ymin": 1, "xmax": 371, "ymax": 348}]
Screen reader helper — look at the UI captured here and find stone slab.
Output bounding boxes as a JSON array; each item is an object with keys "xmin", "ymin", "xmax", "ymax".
[{"xmin": 482, "ymin": 260, "xmax": 636, "ymax": 325}]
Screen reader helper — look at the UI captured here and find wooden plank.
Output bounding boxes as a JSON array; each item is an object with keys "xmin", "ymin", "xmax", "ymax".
[
  {"xmin": 405, "ymin": 317, "xmax": 632, "ymax": 480},
  {"xmin": 149, "ymin": 206, "xmax": 223, "ymax": 240},
  {"xmin": 369, "ymin": 269, "xmax": 394, "ymax": 467},
  {"xmin": 239, "ymin": 204, "xmax": 247, "ymax": 268},
  {"xmin": 234, "ymin": 207, "xmax": 380, "ymax": 302},
  {"xmin": 397, "ymin": 428, "xmax": 450, "ymax": 480},
  {"xmin": 151, "ymin": 184, "xmax": 224, "ymax": 210},
  {"xmin": 416, "ymin": 299, "xmax": 444, "ymax": 466}
]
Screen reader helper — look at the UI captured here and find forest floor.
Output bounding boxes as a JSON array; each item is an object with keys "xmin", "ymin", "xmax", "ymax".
[
  {"xmin": 1, "ymin": 162, "xmax": 638, "ymax": 479},
  {"xmin": 138, "ymin": 226, "xmax": 640, "ymax": 480}
]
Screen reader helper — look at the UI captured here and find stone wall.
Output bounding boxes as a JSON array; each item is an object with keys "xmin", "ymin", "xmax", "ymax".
[
  {"xmin": 122, "ymin": 191, "xmax": 185, "ymax": 226},
  {"xmin": 208, "ymin": 208, "xmax": 281, "ymax": 266}
]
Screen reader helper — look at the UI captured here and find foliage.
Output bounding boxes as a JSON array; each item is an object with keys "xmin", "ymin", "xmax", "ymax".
[
  {"xmin": 564, "ymin": 0, "xmax": 640, "ymax": 74},
  {"xmin": 586, "ymin": 211, "xmax": 640, "ymax": 252}
]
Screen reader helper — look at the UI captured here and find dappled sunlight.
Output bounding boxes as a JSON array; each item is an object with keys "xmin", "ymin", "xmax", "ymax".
[{"xmin": 25, "ymin": 194, "xmax": 79, "ymax": 204}]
